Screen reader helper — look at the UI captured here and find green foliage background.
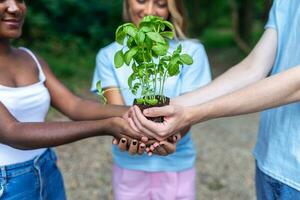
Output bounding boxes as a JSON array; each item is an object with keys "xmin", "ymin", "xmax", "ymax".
[{"xmin": 17, "ymin": 0, "xmax": 270, "ymax": 91}]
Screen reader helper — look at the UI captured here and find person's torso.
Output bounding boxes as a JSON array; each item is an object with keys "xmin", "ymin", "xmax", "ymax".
[
  {"xmin": 254, "ymin": 0, "xmax": 300, "ymax": 190},
  {"xmin": 0, "ymin": 47, "xmax": 50, "ymax": 166},
  {"xmin": 97, "ymin": 40, "xmax": 210, "ymax": 171}
]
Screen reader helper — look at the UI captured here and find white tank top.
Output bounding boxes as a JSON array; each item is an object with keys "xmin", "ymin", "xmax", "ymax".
[{"xmin": 0, "ymin": 47, "xmax": 50, "ymax": 166}]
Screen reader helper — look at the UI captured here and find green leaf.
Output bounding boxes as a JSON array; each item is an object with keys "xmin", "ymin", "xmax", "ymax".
[
  {"xmin": 136, "ymin": 98, "xmax": 145, "ymax": 104},
  {"xmin": 115, "ymin": 27, "xmax": 126, "ymax": 44},
  {"xmin": 96, "ymin": 80, "xmax": 103, "ymax": 93},
  {"xmin": 128, "ymin": 74, "xmax": 134, "ymax": 89},
  {"xmin": 132, "ymin": 63, "xmax": 138, "ymax": 72},
  {"xmin": 146, "ymin": 32, "xmax": 165, "ymax": 44},
  {"xmin": 127, "ymin": 37, "xmax": 136, "ymax": 48},
  {"xmin": 168, "ymin": 63, "xmax": 180, "ymax": 76},
  {"xmin": 180, "ymin": 54, "xmax": 193, "ymax": 65},
  {"xmin": 124, "ymin": 26, "xmax": 138, "ymax": 37},
  {"xmin": 160, "ymin": 31, "xmax": 174, "ymax": 40},
  {"xmin": 145, "ymin": 37, "xmax": 153, "ymax": 50},
  {"xmin": 174, "ymin": 44, "xmax": 182, "ymax": 54},
  {"xmin": 160, "ymin": 23, "xmax": 165, "ymax": 31},
  {"xmin": 123, "ymin": 23, "xmax": 138, "ymax": 37},
  {"xmin": 140, "ymin": 26, "xmax": 153, "ymax": 33},
  {"xmin": 135, "ymin": 31, "xmax": 145, "ymax": 45},
  {"xmin": 114, "ymin": 50, "xmax": 124, "ymax": 68},
  {"xmin": 124, "ymin": 47, "xmax": 138, "ymax": 65},
  {"xmin": 146, "ymin": 98, "xmax": 158, "ymax": 106},
  {"xmin": 138, "ymin": 68, "xmax": 144, "ymax": 78},
  {"xmin": 142, "ymin": 15, "xmax": 162, "ymax": 23},
  {"xmin": 152, "ymin": 43, "xmax": 168, "ymax": 56},
  {"xmin": 163, "ymin": 21, "xmax": 174, "ymax": 31},
  {"xmin": 96, "ymin": 80, "xmax": 107, "ymax": 105}
]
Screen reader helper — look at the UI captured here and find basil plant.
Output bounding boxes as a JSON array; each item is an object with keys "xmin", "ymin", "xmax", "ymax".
[{"xmin": 114, "ymin": 15, "xmax": 193, "ymax": 106}]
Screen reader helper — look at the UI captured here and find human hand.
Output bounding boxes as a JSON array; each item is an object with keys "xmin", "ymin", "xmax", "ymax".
[
  {"xmin": 128, "ymin": 105, "xmax": 191, "ymax": 141},
  {"xmin": 112, "ymin": 133, "xmax": 180, "ymax": 156},
  {"xmin": 111, "ymin": 113, "xmax": 148, "ymax": 155},
  {"xmin": 108, "ymin": 117, "xmax": 147, "ymax": 143},
  {"xmin": 147, "ymin": 133, "xmax": 181, "ymax": 156}
]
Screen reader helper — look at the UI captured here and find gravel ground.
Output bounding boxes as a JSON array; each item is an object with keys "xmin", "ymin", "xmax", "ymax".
[{"xmin": 55, "ymin": 113, "xmax": 259, "ymax": 200}]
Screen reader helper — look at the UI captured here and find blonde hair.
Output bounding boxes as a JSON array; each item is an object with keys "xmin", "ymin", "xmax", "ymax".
[{"xmin": 123, "ymin": 0, "xmax": 188, "ymax": 39}]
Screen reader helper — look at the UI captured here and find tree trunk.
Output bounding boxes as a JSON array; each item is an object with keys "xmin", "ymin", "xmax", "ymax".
[
  {"xmin": 238, "ymin": 0, "xmax": 253, "ymax": 44},
  {"xmin": 230, "ymin": 0, "xmax": 251, "ymax": 53},
  {"xmin": 262, "ymin": 0, "xmax": 273, "ymax": 22}
]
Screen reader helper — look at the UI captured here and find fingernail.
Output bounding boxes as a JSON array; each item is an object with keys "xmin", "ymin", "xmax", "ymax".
[
  {"xmin": 140, "ymin": 145, "xmax": 145, "ymax": 149},
  {"xmin": 133, "ymin": 141, "xmax": 137, "ymax": 145},
  {"xmin": 143, "ymin": 109, "xmax": 149, "ymax": 115},
  {"xmin": 174, "ymin": 135, "xmax": 178, "ymax": 141},
  {"xmin": 121, "ymin": 139, "xmax": 126, "ymax": 143}
]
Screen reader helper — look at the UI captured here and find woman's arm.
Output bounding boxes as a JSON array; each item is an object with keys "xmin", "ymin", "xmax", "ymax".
[
  {"xmin": 189, "ymin": 65, "xmax": 300, "ymax": 123},
  {"xmin": 175, "ymin": 29, "xmax": 278, "ymax": 106},
  {"xmin": 0, "ymin": 101, "xmax": 141, "ymax": 150},
  {"xmin": 131, "ymin": 64, "xmax": 300, "ymax": 140},
  {"xmin": 37, "ymin": 56, "xmax": 128, "ymax": 120}
]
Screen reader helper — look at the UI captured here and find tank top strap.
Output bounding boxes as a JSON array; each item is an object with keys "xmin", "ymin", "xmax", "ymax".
[{"xmin": 18, "ymin": 47, "xmax": 46, "ymax": 82}]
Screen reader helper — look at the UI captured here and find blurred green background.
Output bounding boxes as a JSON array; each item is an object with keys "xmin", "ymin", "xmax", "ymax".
[{"xmin": 17, "ymin": 0, "xmax": 272, "ymax": 92}]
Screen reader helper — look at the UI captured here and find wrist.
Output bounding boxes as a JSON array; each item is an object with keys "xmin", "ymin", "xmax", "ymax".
[
  {"xmin": 186, "ymin": 104, "xmax": 211, "ymax": 125},
  {"xmin": 97, "ymin": 118, "xmax": 116, "ymax": 137}
]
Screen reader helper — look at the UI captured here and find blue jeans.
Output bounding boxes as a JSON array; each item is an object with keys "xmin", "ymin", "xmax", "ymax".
[
  {"xmin": 256, "ymin": 164, "xmax": 300, "ymax": 200},
  {"xmin": 0, "ymin": 149, "xmax": 66, "ymax": 200}
]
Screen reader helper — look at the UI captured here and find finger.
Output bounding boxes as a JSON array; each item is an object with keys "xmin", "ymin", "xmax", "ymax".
[
  {"xmin": 154, "ymin": 145, "xmax": 168, "ymax": 156},
  {"xmin": 146, "ymin": 147, "xmax": 150, "ymax": 153},
  {"xmin": 127, "ymin": 118, "xmax": 149, "ymax": 143},
  {"xmin": 137, "ymin": 143, "xmax": 146, "ymax": 155},
  {"xmin": 133, "ymin": 106, "xmax": 168, "ymax": 140},
  {"xmin": 150, "ymin": 142, "xmax": 159, "ymax": 151},
  {"xmin": 168, "ymin": 133, "xmax": 181, "ymax": 143},
  {"xmin": 128, "ymin": 140, "xmax": 139, "ymax": 155},
  {"xmin": 131, "ymin": 106, "xmax": 163, "ymax": 140},
  {"xmin": 143, "ymin": 105, "xmax": 175, "ymax": 118},
  {"xmin": 112, "ymin": 138, "xmax": 118, "ymax": 145},
  {"xmin": 160, "ymin": 141, "xmax": 176, "ymax": 154},
  {"xmin": 128, "ymin": 116, "xmax": 140, "ymax": 132},
  {"xmin": 118, "ymin": 138, "xmax": 128, "ymax": 152}
]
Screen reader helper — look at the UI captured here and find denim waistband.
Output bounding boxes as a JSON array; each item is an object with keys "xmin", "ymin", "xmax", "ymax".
[{"xmin": 0, "ymin": 148, "xmax": 57, "ymax": 179}]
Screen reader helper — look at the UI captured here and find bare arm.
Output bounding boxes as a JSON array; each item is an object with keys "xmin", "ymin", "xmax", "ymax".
[
  {"xmin": 0, "ymin": 101, "xmax": 140, "ymax": 150},
  {"xmin": 174, "ymin": 29, "xmax": 278, "ymax": 106},
  {"xmin": 189, "ymin": 65, "xmax": 300, "ymax": 123},
  {"xmin": 132, "ymin": 64, "xmax": 300, "ymax": 140},
  {"xmin": 38, "ymin": 57, "xmax": 128, "ymax": 120}
]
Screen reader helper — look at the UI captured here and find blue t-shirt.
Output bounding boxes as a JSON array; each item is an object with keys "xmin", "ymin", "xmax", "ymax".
[
  {"xmin": 91, "ymin": 40, "xmax": 211, "ymax": 172},
  {"xmin": 253, "ymin": 0, "xmax": 300, "ymax": 190}
]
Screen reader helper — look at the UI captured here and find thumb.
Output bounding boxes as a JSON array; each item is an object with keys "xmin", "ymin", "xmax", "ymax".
[
  {"xmin": 159, "ymin": 141, "xmax": 176, "ymax": 154},
  {"xmin": 143, "ymin": 105, "xmax": 175, "ymax": 118}
]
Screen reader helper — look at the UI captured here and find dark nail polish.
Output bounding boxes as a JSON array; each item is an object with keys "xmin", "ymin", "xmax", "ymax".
[
  {"xmin": 121, "ymin": 139, "xmax": 126, "ymax": 143},
  {"xmin": 133, "ymin": 141, "xmax": 137, "ymax": 145},
  {"xmin": 174, "ymin": 135, "xmax": 178, "ymax": 140}
]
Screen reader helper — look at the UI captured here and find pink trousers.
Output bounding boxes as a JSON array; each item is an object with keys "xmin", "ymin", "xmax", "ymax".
[{"xmin": 112, "ymin": 164, "xmax": 196, "ymax": 200}]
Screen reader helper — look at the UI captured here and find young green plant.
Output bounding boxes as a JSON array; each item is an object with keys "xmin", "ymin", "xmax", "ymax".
[{"xmin": 114, "ymin": 15, "xmax": 193, "ymax": 106}]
